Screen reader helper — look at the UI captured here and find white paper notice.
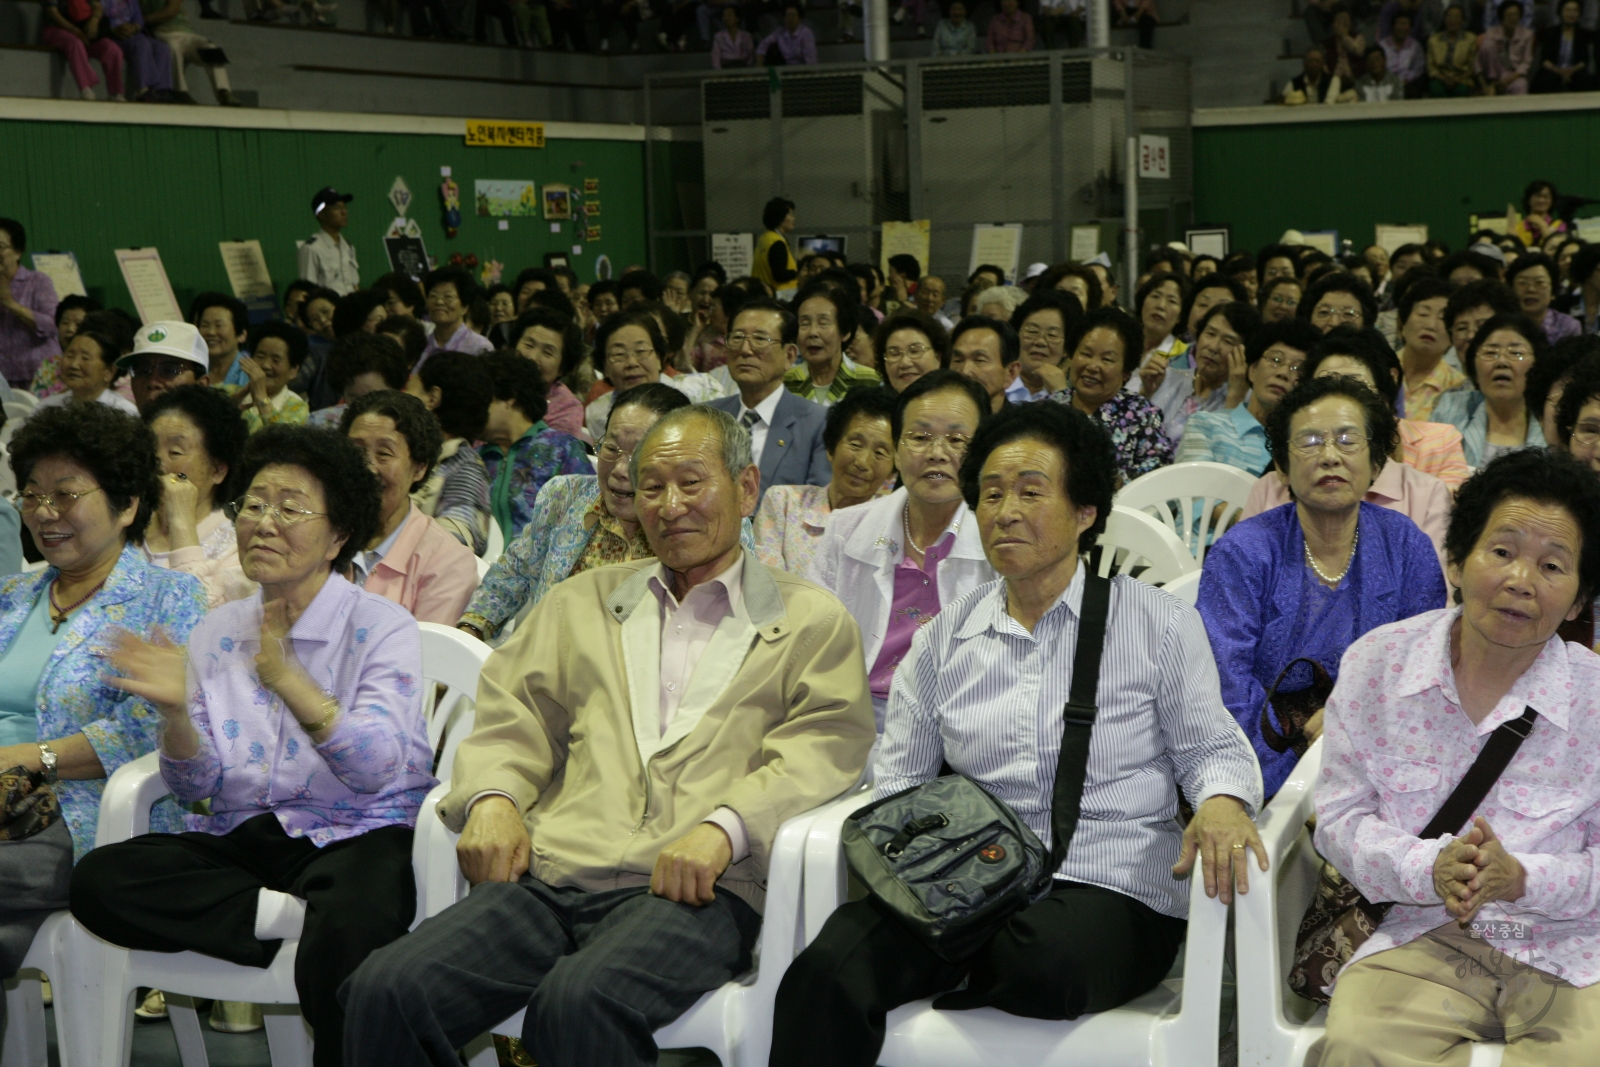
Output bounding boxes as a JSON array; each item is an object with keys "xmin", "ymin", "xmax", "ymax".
[
  {"xmin": 218, "ymin": 240, "xmax": 275, "ymax": 300},
  {"xmin": 711, "ymin": 233, "xmax": 754, "ymax": 280},
  {"xmin": 968, "ymin": 224, "xmax": 1023, "ymax": 283},
  {"xmin": 114, "ymin": 248, "xmax": 183, "ymax": 324},
  {"xmin": 1374, "ymin": 224, "xmax": 1429, "ymax": 254},
  {"xmin": 879, "ymin": 220, "xmax": 930, "ymax": 279},
  {"xmin": 1070, "ymin": 226, "xmax": 1100, "ymax": 262},
  {"xmin": 30, "ymin": 253, "xmax": 87, "ymax": 299}
]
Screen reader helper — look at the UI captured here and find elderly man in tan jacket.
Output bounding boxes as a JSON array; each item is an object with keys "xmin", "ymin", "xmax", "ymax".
[{"xmin": 342, "ymin": 404, "xmax": 874, "ymax": 1067}]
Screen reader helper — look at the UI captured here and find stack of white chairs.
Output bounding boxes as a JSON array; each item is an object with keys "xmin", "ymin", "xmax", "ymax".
[{"xmin": 1115, "ymin": 462, "xmax": 1257, "ymax": 567}]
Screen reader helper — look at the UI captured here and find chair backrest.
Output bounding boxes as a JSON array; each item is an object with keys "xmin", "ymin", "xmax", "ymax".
[
  {"xmin": 1115, "ymin": 461, "xmax": 1258, "ymax": 565},
  {"xmin": 482, "ymin": 518, "xmax": 505, "ymax": 565},
  {"xmin": 1162, "ymin": 569, "xmax": 1200, "ymax": 606},
  {"xmin": 1095, "ymin": 505, "xmax": 1200, "ymax": 586},
  {"xmin": 418, "ymin": 622, "xmax": 491, "ymax": 778},
  {"xmin": 475, "ymin": 554, "xmax": 490, "ymax": 581}
]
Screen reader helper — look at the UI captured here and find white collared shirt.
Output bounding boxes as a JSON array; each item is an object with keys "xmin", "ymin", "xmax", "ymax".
[
  {"xmin": 646, "ymin": 554, "xmax": 744, "ymax": 729},
  {"xmin": 296, "ymin": 229, "xmax": 360, "ymax": 296},
  {"xmin": 351, "ymin": 509, "xmax": 409, "ymax": 587},
  {"xmin": 736, "ymin": 385, "xmax": 787, "ymax": 465}
]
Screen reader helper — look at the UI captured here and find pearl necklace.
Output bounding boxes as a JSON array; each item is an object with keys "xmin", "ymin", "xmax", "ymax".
[{"xmin": 1304, "ymin": 523, "xmax": 1359, "ymax": 586}]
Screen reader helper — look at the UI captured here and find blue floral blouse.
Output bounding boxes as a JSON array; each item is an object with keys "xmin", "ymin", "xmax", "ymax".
[{"xmin": 1047, "ymin": 387, "xmax": 1176, "ymax": 484}]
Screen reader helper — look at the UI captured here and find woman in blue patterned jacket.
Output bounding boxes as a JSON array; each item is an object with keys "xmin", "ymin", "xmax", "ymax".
[{"xmin": 0, "ymin": 402, "xmax": 205, "ymax": 1025}]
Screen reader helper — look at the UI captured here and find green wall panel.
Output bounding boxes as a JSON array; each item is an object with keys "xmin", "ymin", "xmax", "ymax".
[
  {"xmin": 1, "ymin": 119, "xmax": 649, "ymax": 313},
  {"xmin": 1193, "ymin": 110, "xmax": 1600, "ymax": 257}
]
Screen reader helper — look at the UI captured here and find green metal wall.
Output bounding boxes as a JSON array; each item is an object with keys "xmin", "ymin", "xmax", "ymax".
[
  {"xmin": 2, "ymin": 118, "xmax": 650, "ymax": 312},
  {"xmin": 1193, "ymin": 109, "xmax": 1600, "ymax": 256}
]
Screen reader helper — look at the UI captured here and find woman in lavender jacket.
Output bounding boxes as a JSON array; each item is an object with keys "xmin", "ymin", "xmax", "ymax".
[{"xmin": 70, "ymin": 425, "xmax": 437, "ymax": 1067}]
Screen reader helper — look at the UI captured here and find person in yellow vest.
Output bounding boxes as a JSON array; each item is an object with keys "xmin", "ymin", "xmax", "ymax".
[{"xmin": 753, "ymin": 196, "xmax": 798, "ymax": 294}]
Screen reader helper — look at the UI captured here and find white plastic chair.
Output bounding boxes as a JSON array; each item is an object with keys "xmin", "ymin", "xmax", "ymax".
[
  {"xmin": 1, "ymin": 911, "xmax": 101, "ymax": 1067},
  {"xmin": 1161, "ymin": 569, "xmax": 1200, "ymax": 607},
  {"xmin": 85, "ymin": 621, "xmax": 491, "ymax": 1067},
  {"xmin": 1233, "ymin": 740, "xmax": 1505, "ymax": 1067},
  {"xmin": 474, "ymin": 554, "xmax": 490, "ymax": 582},
  {"xmin": 799, "ymin": 793, "xmax": 1230, "ymax": 1067},
  {"xmin": 2, "ymin": 399, "xmax": 35, "ymax": 425},
  {"xmin": 481, "ymin": 520, "xmax": 505, "ymax": 565},
  {"xmin": 432, "ymin": 800, "xmax": 831, "ymax": 1067},
  {"xmin": 1095, "ymin": 506, "xmax": 1201, "ymax": 587},
  {"xmin": 1115, "ymin": 462, "xmax": 1257, "ymax": 566}
]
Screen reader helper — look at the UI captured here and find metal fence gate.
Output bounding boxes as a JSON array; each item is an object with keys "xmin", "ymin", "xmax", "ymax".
[{"xmin": 644, "ymin": 48, "xmax": 1190, "ymax": 294}]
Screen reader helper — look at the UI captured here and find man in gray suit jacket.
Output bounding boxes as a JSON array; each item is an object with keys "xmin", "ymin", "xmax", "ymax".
[{"xmin": 707, "ymin": 299, "xmax": 831, "ymax": 496}]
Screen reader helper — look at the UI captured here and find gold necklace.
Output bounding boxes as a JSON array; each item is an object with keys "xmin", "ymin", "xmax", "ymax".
[{"xmin": 1304, "ymin": 522, "xmax": 1360, "ymax": 586}]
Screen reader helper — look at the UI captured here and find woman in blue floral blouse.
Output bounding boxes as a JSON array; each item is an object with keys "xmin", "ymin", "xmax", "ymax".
[
  {"xmin": 1049, "ymin": 306, "xmax": 1175, "ymax": 484},
  {"xmin": 477, "ymin": 351, "xmax": 591, "ymax": 544},
  {"xmin": 0, "ymin": 403, "xmax": 206, "ymax": 1026}
]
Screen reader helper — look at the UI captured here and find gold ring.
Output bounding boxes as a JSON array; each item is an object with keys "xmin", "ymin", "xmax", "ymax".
[{"xmin": 1231, "ymin": 844, "xmax": 1246, "ymax": 850}]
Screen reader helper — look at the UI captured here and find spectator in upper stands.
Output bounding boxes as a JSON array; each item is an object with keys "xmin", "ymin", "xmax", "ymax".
[
  {"xmin": 506, "ymin": 307, "xmax": 588, "ymax": 439},
  {"xmin": 1324, "ymin": 7, "xmax": 1367, "ymax": 82},
  {"xmin": 876, "ymin": 308, "xmax": 951, "ymax": 394},
  {"xmin": 1390, "ymin": 275, "xmax": 1460, "ymax": 421},
  {"xmin": 709, "ymin": 4, "xmax": 753, "ymax": 66},
  {"xmin": 775, "ymin": 400, "xmax": 1262, "ymax": 1067},
  {"xmin": 1114, "ymin": 0, "xmax": 1156, "ymax": 48},
  {"xmin": 808, "ymin": 370, "xmax": 995, "ymax": 730},
  {"xmin": 1301, "ymin": 272, "xmax": 1377, "ymax": 334},
  {"xmin": 1152, "ymin": 302, "xmax": 1263, "ymax": 446},
  {"xmin": 1378, "ymin": 0, "xmax": 1440, "ymax": 41},
  {"xmin": 1427, "ymin": 1, "xmax": 1477, "ymax": 95},
  {"xmin": 755, "ymin": 387, "xmax": 897, "ymax": 573},
  {"xmin": 1007, "ymin": 290, "xmax": 1082, "ymax": 404},
  {"xmin": 786, "ymin": 280, "xmax": 878, "ymax": 406},
  {"xmin": 0, "ymin": 220, "xmax": 60, "ymax": 392},
  {"xmin": 707, "ymin": 300, "xmax": 830, "ymax": 495},
  {"xmin": 417, "ymin": 267, "xmax": 493, "ymax": 364},
  {"xmin": 40, "ymin": 0, "xmax": 126, "ymax": 101},
  {"xmin": 758, "ymin": 5, "xmax": 818, "ymax": 64},
  {"xmin": 296, "ymin": 188, "xmax": 359, "ymax": 297},
  {"xmin": 986, "ymin": 0, "xmax": 1033, "ymax": 52},
  {"xmin": 1567, "ymin": 243, "xmax": 1600, "ymax": 334},
  {"xmin": 1445, "ymin": 278, "xmax": 1521, "ymax": 379},
  {"xmin": 1380, "ymin": 11, "xmax": 1426, "ymax": 95},
  {"xmin": 141, "ymin": 0, "xmax": 236, "ymax": 105},
  {"xmin": 596, "ymin": 0, "xmax": 643, "ymax": 51},
  {"xmin": 190, "ymin": 291, "xmax": 249, "ymax": 393},
  {"xmin": 1037, "ymin": 0, "xmax": 1085, "ymax": 48},
  {"xmin": 1201, "ymin": 374, "xmax": 1447, "ymax": 798},
  {"xmin": 1509, "ymin": 252, "xmax": 1583, "ymax": 346},
  {"xmin": 340, "ymin": 390, "xmax": 478, "ymax": 624},
  {"xmin": 1356, "ymin": 43, "xmax": 1406, "ymax": 100},
  {"xmin": 1479, "ymin": 0, "xmax": 1534, "ymax": 94},
  {"xmin": 1051, "ymin": 307, "xmax": 1174, "ymax": 483},
  {"xmin": 141, "ymin": 384, "xmax": 255, "ymax": 608},
  {"xmin": 1130, "ymin": 271, "xmax": 1189, "ymax": 394},
  {"xmin": 456, "ymin": 382, "xmax": 691, "ymax": 641},
  {"xmin": 35, "ymin": 330, "xmax": 138, "ymax": 417},
  {"xmin": 29, "ymin": 295, "xmax": 100, "ymax": 399},
  {"xmin": 101, "ymin": 0, "xmax": 173, "ymax": 101},
  {"xmin": 407, "ymin": 352, "xmax": 493, "ymax": 556},
  {"xmin": 1177, "ymin": 319, "xmax": 1320, "ymax": 477},
  {"xmin": 891, "ymin": 0, "xmax": 930, "ymax": 39},
  {"xmin": 479, "ymin": 352, "xmax": 590, "ymax": 544},
  {"xmin": 1434, "ymin": 313, "xmax": 1549, "ymax": 468},
  {"xmin": 1260, "ymin": 276, "xmax": 1304, "ymax": 324},
  {"xmin": 933, "ymin": 0, "xmax": 979, "ymax": 54},
  {"xmin": 1311, "ymin": 449, "xmax": 1600, "ymax": 1058},
  {"xmin": 236, "ymin": 321, "xmax": 309, "ymax": 434},
  {"xmin": 308, "ymin": 333, "xmax": 410, "ymax": 429},
  {"xmin": 1534, "ymin": 0, "xmax": 1598, "ymax": 92},
  {"xmin": 1283, "ymin": 47, "xmax": 1342, "ymax": 103},
  {"xmin": 951, "ymin": 314, "xmax": 1021, "ymax": 414}
]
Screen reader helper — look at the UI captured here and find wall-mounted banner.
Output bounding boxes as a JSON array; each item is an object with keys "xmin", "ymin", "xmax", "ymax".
[{"xmin": 465, "ymin": 120, "xmax": 546, "ymax": 148}]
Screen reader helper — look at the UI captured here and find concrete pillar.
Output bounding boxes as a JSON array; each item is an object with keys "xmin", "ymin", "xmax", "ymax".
[
  {"xmin": 1089, "ymin": 0, "xmax": 1110, "ymax": 47},
  {"xmin": 866, "ymin": 0, "xmax": 890, "ymax": 61}
]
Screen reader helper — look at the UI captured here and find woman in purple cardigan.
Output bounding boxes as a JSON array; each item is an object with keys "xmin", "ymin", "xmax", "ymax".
[{"xmin": 1197, "ymin": 375, "xmax": 1445, "ymax": 797}]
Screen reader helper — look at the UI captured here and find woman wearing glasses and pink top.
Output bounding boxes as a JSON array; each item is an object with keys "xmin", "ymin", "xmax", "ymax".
[{"xmin": 808, "ymin": 370, "xmax": 997, "ymax": 732}]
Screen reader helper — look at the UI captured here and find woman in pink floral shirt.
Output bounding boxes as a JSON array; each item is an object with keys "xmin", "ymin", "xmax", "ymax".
[{"xmin": 1312, "ymin": 447, "xmax": 1600, "ymax": 1063}]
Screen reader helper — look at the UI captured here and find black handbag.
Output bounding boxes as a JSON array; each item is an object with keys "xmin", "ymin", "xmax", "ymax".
[
  {"xmin": 842, "ymin": 571, "xmax": 1112, "ymax": 962},
  {"xmin": 1260, "ymin": 657, "xmax": 1335, "ymax": 759}
]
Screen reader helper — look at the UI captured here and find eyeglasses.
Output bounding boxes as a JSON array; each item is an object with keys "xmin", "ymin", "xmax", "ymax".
[
  {"xmin": 226, "ymin": 496, "xmax": 327, "ymax": 527},
  {"xmin": 425, "ymin": 291, "xmax": 461, "ymax": 306},
  {"xmin": 1289, "ymin": 430, "xmax": 1368, "ymax": 456},
  {"xmin": 130, "ymin": 357, "xmax": 193, "ymax": 381},
  {"xmin": 1311, "ymin": 306, "xmax": 1362, "ymax": 325},
  {"xmin": 1268, "ymin": 293, "xmax": 1300, "ymax": 308},
  {"xmin": 1260, "ymin": 353, "xmax": 1304, "ymax": 375},
  {"xmin": 18, "ymin": 487, "xmax": 101, "ymax": 515},
  {"xmin": 1475, "ymin": 344, "xmax": 1534, "ymax": 364},
  {"xmin": 884, "ymin": 343, "xmax": 933, "ymax": 363},
  {"xmin": 597, "ymin": 439, "xmax": 634, "ymax": 464},
  {"xmin": 726, "ymin": 331, "xmax": 780, "ymax": 351},
  {"xmin": 1572, "ymin": 421, "xmax": 1600, "ymax": 447},
  {"xmin": 1018, "ymin": 324, "xmax": 1065, "ymax": 344},
  {"xmin": 1513, "ymin": 276, "xmax": 1552, "ymax": 293},
  {"xmin": 605, "ymin": 345, "xmax": 657, "ymax": 365},
  {"xmin": 899, "ymin": 430, "xmax": 971, "ymax": 455}
]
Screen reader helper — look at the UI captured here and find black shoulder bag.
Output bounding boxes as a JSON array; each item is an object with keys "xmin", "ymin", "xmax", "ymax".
[{"xmin": 842, "ymin": 571, "xmax": 1113, "ymax": 962}]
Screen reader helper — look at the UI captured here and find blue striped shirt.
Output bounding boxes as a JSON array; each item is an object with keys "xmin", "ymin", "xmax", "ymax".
[
  {"xmin": 875, "ymin": 566, "xmax": 1263, "ymax": 918},
  {"xmin": 1175, "ymin": 403, "xmax": 1271, "ymax": 476}
]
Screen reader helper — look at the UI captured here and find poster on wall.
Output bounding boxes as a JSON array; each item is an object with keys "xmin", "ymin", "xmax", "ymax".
[
  {"xmin": 1185, "ymin": 228, "xmax": 1229, "ymax": 259},
  {"xmin": 1069, "ymin": 226, "xmax": 1100, "ymax": 262},
  {"xmin": 30, "ymin": 252, "xmax": 86, "ymax": 299},
  {"xmin": 543, "ymin": 184, "xmax": 574, "ymax": 220},
  {"xmin": 880, "ymin": 220, "xmax": 930, "ymax": 279},
  {"xmin": 218, "ymin": 240, "xmax": 275, "ymax": 300},
  {"xmin": 968, "ymin": 224, "xmax": 1023, "ymax": 283},
  {"xmin": 475, "ymin": 180, "xmax": 539, "ymax": 218},
  {"xmin": 1374, "ymin": 224, "xmax": 1428, "ymax": 254},
  {"xmin": 114, "ymin": 247, "xmax": 183, "ymax": 324},
  {"xmin": 711, "ymin": 233, "xmax": 753, "ymax": 279},
  {"xmin": 384, "ymin": 235, "xmax": 431, "ymax": 279},
  {"xmin": 584, "ymin": 178, "xmax": 599, "ymax": 194}
]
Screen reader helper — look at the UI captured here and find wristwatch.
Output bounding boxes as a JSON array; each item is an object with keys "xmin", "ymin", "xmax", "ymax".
[{"xmin": 37, "ymin": 742, "xmax": 58, "ymax": 784}]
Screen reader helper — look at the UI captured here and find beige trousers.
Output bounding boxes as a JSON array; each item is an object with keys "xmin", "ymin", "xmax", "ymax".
[
  {"xmin": 1309, "ymin": 922, "xmax": 1600, "ymax": 1067},
  {"xmin": 155, "ymin": 28, "xmax": 230, "ymax": 95}
]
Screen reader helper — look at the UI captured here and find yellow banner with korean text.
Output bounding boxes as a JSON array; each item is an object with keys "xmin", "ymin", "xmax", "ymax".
[{"xmin": 465, "ymin": 120, "xmax": 546, "ymax": 148}]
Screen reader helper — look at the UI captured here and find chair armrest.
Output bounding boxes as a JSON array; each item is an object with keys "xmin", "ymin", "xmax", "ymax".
[
  {"xmin": 1255, "ymin": 737, "xmax": 1323, "ymax": 867},
  {"xmin": 411, "ymin": 780, "xmax": 467, "ymax": 926},
  {"xmin": 1159, "ymin": 868, "xmax": 1230, "ymax": 1059},
  {"xmin": 95, "ymin": 751, "xmax": 170, "ymax": 847},
  {"xmin": 801, "ymin": 788, "xmax": 869, "ymax": 947}
]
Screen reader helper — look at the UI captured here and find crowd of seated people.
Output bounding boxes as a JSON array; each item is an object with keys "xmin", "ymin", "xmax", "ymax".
[
  {"xmin": 1287, "ymin": 0, "xmax": 1600, "ymax": 102},
  {"xmin": 6, "ymin": 180, "xmax": 1600, "ymax": 1066}
]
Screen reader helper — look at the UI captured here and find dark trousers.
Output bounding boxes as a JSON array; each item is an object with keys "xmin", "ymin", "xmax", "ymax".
[
  {"xmin": 549, "ymin": 1, "xmax": 589, "ymax": 48},
  {"xmin": 340, "ymin": 876, "xmax": 761, "ymax": 1067},
  {"xmin": 595, "ymin": 0, "xmax": 640, "ymax": 43},
  {"xmin": 69, "ymin": 814, "xmax": 416, "ymax": 1067},
  {"xmin": 769, "ymin": 880, "xmax": 1187, "ymax": 1067},
  {"xmin": 474, "ymin": 0, "xmax": 519, "ymax": 42}
]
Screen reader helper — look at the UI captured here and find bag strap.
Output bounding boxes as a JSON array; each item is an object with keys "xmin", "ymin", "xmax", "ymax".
[
  {"xmin": 1048, "ymin": 564, "xmax": 1112, "ymax": 873},
  {"xmin": 1259, "ymin": 657, "xmax": 1334, "ymax": 753},
  {"xmin": 1418, "ymin": 706, "xmax": 1540, "ymax": 841}
]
